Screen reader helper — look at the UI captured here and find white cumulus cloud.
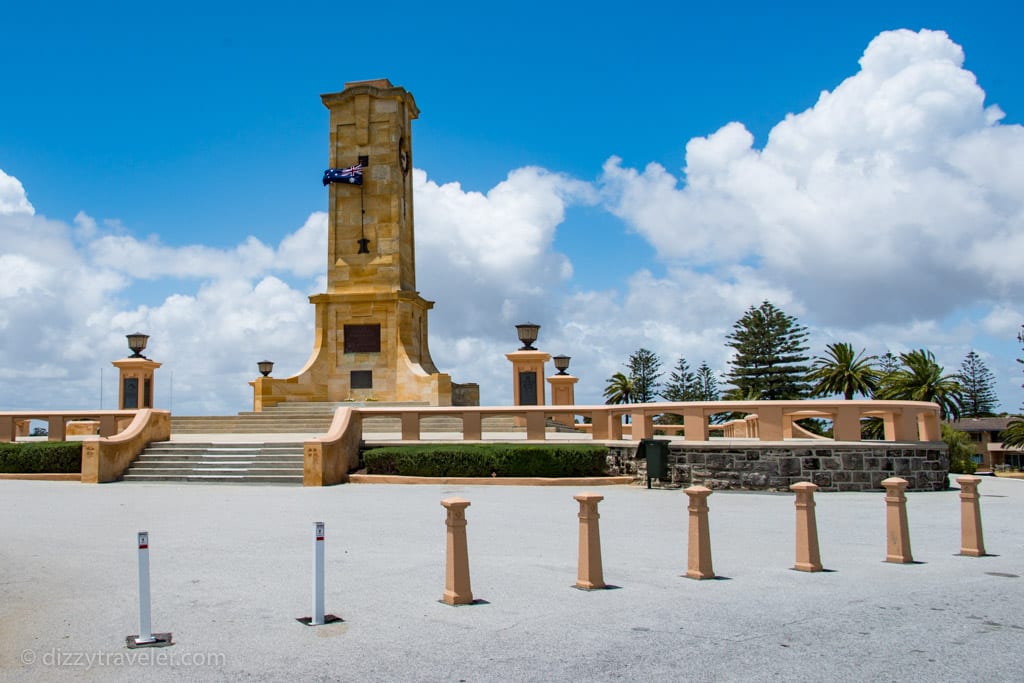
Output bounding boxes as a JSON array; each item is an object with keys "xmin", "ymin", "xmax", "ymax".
[
  {"xmin": 601, "ymin": 28, "xmax": 1024, "ymax": 329},
  {"xmin": 0, "ymin": 169, "xmax": 34, "ymax": 216}
]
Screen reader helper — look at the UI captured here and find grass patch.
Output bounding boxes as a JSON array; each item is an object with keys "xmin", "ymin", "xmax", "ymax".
[
  {"xmin": 363, "ymin": 443, "xmax": 609, "ymax": 477},
  {"xmin": 0, "ymin": 442, "xmax": 83, "ymax": 473}
]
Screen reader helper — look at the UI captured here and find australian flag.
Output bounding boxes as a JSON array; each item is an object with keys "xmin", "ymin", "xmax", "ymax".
[{"xmin": 323, "ymin": 164, "xmax": 363, "ymax": 186}]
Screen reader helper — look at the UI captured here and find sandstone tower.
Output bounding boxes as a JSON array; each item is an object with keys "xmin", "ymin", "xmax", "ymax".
[{"xmin": 252, "ymin": 79, "xmax": 475, "ymax": 409}]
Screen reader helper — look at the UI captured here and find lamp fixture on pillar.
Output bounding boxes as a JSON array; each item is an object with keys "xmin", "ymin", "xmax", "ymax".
[
  {"xmin": 126, "ymin": 332, "xmax": 149, "ymax": 359},
  {"xmin": 257, "ymin": 360, "xmax": 275, "ymax": 377},
  {"xmin": 553, "ymin": 354, "xmax": 571, "ymax": 375},
  {"xmin": 515, "ymin": 323, "xmax": 540, "ymax": 351}
]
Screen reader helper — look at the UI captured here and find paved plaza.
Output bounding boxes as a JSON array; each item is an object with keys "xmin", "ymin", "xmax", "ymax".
[{"xmin": 2, "ymin": 476, "xmax": 1022, "ymax": 682}]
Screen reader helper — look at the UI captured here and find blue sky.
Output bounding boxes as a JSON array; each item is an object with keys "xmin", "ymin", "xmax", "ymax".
[{"xmin": 1, "ymin": 1, "xmax": 1022, "ymax": 415}]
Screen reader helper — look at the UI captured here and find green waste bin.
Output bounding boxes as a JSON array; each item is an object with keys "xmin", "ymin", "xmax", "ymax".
[{"xmin": 639, "ymin": 438, "xmax": 669, "ymax": 488}]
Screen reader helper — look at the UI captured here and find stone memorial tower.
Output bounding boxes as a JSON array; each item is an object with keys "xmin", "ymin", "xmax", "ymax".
[{"xmin": 252, "ymin": 79, "xmax": 476, "ymax": 409}]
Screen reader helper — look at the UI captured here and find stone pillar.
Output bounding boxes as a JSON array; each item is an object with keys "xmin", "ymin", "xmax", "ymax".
[
  {"xmin": 790, "ymin": 482, "xmax": 823, "ymax": 572},
  {"xmin": 112, "ymin": 357, "xmax": 162, "ymax": 410},
  {"xmin": 833, "ymin": 405, "xmax": 862, "ymax": 442},
  {"xmin": 882, "ymin": 477, "xmax": 913, "ymax": 564},
  {"xmin": 250, "ymin": 376, "xmax": 278, "ymax": 412},
  {"xmin": 757, "ymin": 405, "xmax": 784, "ymax": 441},
  {"xmin": 684, "ymin": 486, "xmax": 716, "ymax": 579},
  {"xmin": 547, "ymin": 374, "xmax": 578, "ymax": 427},
  {"xmin": 683, "ymin": 406, "xmax": 708, "ymax": 442},
  {"xmin": 957, "ymin": 476, "xmax": 986, "ymax": 557},
  {"xmin": 629, "ymin": 411, "xmax": 653, "ymax": 440},
  {"xmin": 573, "ymin": 492, "xmax": 606, "ymax": 590},
  {"xmin": 918, "ymin": 410, "xmax": 942, "ymax": 442},
  {"xmin": 884, "ymin": 410, "xmax": 917, "ymax": 442},
  {"xmin": 441, "ymin": 498, "xmax": 474, "ymax": 605},
  {"xmin": 506, "ymin": 350, "xmax": 551, "ymax": 407}
]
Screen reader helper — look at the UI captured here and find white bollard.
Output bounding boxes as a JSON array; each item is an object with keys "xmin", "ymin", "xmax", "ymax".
[
  {"xmin": 312, "ymin": 522, "xmax": 325, "ymax": 626},
  {"xmin": 135, "ymin": 531, "xmax": 157, "ymax": 645},
  {"xmin": 126, "ymin": 531, "xmax": 171, "ymax": 648}
]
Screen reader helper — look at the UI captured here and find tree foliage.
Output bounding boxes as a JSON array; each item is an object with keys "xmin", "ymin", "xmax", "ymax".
[
  {"xmin": 878, "ymin": 351, "xmax": 901, "ymax": 376},
  {"xmin": 942, "ymin": 423, "xmax": 977, "ymax": 474},
  {"xmin": 1002, "ymin": 419, "xmax": 1024, "ymax": 450},
  {"xmin": 724, "ymin": 301, "xmax": 810, "ymax": 400},
  {"xmin": 603, "ymin": 372, "xmax": 635, "ymax": 405},
  {"xmin": 807, "ymin": 342, "xmax": 880, "ymax": 400},
  {"xmin": 876, "ymin": 349, "xmax": 964, "ymax": 421},
  {"xmin": 661, "ymin": 357, "xmax": 698, "ymax": 402},
  {"xmin": 694, "ymin": 362, "xmax": 721, "ymax": 402},
  {"xmin": 957, "ymin": 350, "xmax": 999, "ymax": 418},
  {"xmin": 626, "ymin": 348, "xmax": 663, "ymax": 403}
]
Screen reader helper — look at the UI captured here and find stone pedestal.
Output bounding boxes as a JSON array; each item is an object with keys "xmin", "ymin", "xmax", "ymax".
[
  {"xmin": 790, "ymin": 482, "xmax": 823, "ymax": 572},
  {"xmin": 112, "ymin": 357, "xmax": 162, "ymax": 410},
  {"xmin": 441, "ymin": 498, "xmax": 474, "ymax": 605},
  {"xmin": 684, "ymin": 485, "xmax": 716, "ymax": 579},
  {"xmin": 573, "ymin": 492, "xmax": 605, "ymax": 590},
  {"xmin": 957, "ymin": 475, "xmax": 986, "ymax": 557},
  {"xmin": 882, "ymin": 477, "xmax": 913, "ymax": 564},
  {"xmin": 547, "ymin": 374, "xmax": 578, "ymax": 426},
  {"xmin": 506, "ymin": 350, "xmax": 550, "ymax": 407}
]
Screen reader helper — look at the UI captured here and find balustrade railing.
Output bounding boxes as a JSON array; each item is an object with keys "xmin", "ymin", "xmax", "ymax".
[
  {"xmin": 348, "ymin": 400, "xmax": 941, "ymax": 443},
  {"xmin": 0, "ymin": 410, "xmax": 141, "ymax": 442}
]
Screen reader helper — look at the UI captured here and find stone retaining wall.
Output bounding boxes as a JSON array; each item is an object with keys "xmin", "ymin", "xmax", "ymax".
[{"xmin": 607, "ymin": 442, "xmax": 949, "ymax": 492}]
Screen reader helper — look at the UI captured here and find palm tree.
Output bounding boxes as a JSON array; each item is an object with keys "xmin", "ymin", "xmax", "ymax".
[
  {"xmin": 807, "ymin": 342, "xmax": 880, "ymax": 400},
  {"xmin": 603, "ymin": 372, "xmax": 636, "ymax": 405},
  {"xmin": 1003, "ymin": 418, "xmax": 1024, "ymax": 449},
  {"xmin": 876, "ymin": 349, "xmax": 964, "ymax": 421}
]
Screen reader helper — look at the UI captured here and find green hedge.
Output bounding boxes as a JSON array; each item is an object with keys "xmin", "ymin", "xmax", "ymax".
[
  {"xmin": 363, "ymin": 443, "xmax": 609, "ymax": 477},
  {"xmin": 0, "ymin": 442, "xmax": 83, "ymax": 473}
]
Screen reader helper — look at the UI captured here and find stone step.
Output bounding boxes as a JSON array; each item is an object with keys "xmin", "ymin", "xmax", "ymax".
[
  {"xmin": 141, "ymin": 445, "xmax": 304, "ymax": 453},
  {"xmin": 127, "ymin": 466, "xmax": 303, "ymax": 476},
  {"xmin": 136, "ymin": 461, "xmax": 304, "ymax": 467},
  {"xmin": 123, "ymin": 440, "xmax": 306, "ymax": 485},
  {"xmin": 121, "ymin": 474, "xmax": 304, "ymax": 484}
]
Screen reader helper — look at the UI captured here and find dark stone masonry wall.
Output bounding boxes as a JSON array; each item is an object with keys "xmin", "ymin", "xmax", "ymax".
[{"xmin": 606, "ymin": 443, "xmax": 949, "ymax": 492}]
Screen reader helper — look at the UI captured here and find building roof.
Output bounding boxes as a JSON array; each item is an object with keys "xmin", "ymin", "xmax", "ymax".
[{"xmin": 950, "ymin": 417, "xmax": 1015, "ymax": 432}]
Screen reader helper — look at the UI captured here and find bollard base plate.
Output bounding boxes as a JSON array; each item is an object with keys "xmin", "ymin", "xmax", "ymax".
[
  {"xmin": 126, "ymin": 633, "xmax": 173, "ymax": 649},
  {"xmin": 296, "ymin": 615, "xmax": 344, "ymax": 626}
]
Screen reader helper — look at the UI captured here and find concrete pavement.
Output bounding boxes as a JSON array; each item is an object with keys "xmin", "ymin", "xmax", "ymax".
[{"xmin": 1, "ymin": 476, "xmax": 1022, "ymax": 681}]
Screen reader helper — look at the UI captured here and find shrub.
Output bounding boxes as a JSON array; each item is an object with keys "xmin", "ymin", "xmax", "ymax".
[
  {"xmin": 363, "ymin": 443, "xmax": 608, "ymax": 477},
  {"xmin": 0, "ymin": 442, "xmax": 83, "ymax": 473},
  {"xmin": 942, "ymin": 424, "xmax": 977, "ymax": 475}
]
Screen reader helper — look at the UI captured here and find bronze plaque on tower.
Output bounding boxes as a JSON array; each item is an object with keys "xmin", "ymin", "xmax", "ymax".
[{"xmin": 344, "ymin": 324, "xmax": 381, "ymax": 353}]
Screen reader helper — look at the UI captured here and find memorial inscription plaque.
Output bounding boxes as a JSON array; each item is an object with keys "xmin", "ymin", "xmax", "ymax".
[
  {"xmin": 518, "ymin": 371, "xmax": 538, "ymax": 406},
  {"xmin": 123, "ymin": 378, "xmax": 138, "ymax": 409},
  {"xmin": 344, "ymin": 324, "xmax": 381, "ymax": 354}
]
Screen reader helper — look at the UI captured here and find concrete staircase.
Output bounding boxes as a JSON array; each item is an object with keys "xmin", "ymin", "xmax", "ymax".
[
  {"xmin": 171, "ymin": 403, "xmax": 337, "ymax": 434},
  {"xmin": 122, "ymin": 442, "xmax": 304, "ymax": 484}
]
